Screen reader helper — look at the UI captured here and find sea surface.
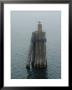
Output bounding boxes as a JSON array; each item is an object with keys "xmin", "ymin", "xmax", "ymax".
[{"xmin": 11, "ymin": 46, "xmax": 61, "ymax": 79}]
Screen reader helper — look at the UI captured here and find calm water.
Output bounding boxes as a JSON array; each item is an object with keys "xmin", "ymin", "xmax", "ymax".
[
  {"xmin": 11, "ymin": 11, "xmax": 61, "ymax": 79},
  {"xmin": 11, "ymin": 48, "xmax": 61, "ymax": 79}
]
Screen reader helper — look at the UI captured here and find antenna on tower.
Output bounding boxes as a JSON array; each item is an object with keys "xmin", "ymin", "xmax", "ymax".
[{"xmin": 38, "ymin": 21, "xmax": 42, "ymax": 32}]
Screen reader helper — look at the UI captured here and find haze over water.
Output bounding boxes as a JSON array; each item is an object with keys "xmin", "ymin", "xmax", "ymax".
[{"xmin": 11, "ymin": 11, "xmax": 61, "ymax": 79}]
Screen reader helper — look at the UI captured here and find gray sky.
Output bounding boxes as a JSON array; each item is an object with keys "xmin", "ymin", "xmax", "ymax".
[{"xmin": 11, "ymin": 11, "xmax": 61, "ymax": 48}]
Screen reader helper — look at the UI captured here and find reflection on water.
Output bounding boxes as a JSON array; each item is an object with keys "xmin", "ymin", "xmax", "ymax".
[{"xmin": 27, "ymin": 68, "xmax": 48, "ymax": 79}]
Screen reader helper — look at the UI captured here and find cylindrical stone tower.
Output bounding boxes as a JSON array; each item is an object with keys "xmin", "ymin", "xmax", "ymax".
[{"xmin": 26, "ymin": 22, "xmax": 47, "ymax": 69}]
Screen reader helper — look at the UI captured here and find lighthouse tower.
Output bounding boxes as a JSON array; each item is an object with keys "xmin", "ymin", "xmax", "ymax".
[{"xmin": 26, "ymin": 22, "xmax": 47, "ymax": 69}]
